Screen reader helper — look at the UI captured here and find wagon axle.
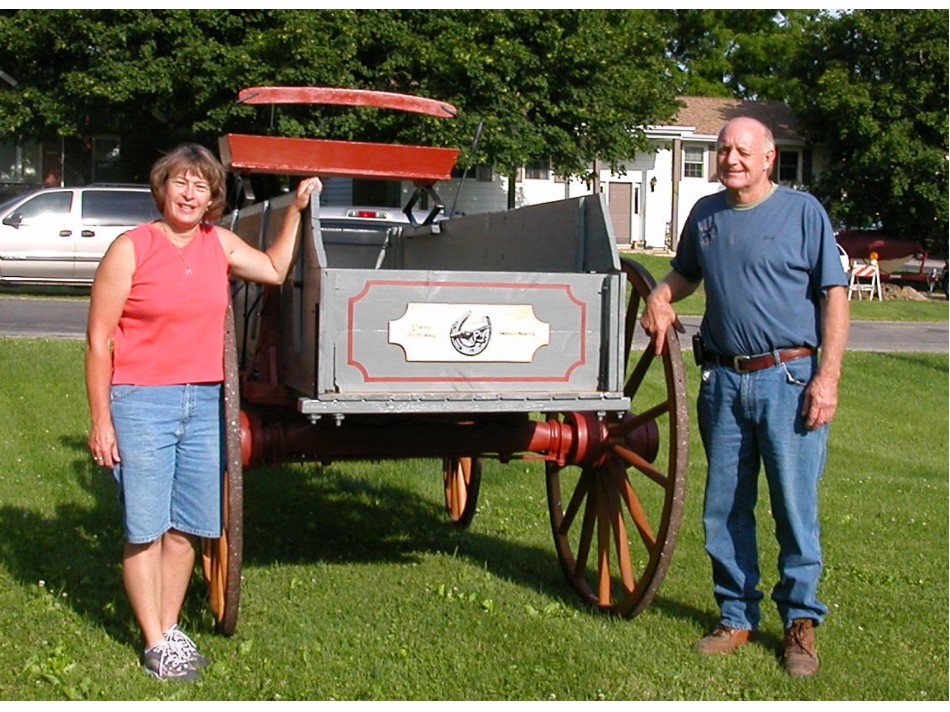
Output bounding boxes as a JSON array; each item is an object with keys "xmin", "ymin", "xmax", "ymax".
[{"xmin": 237, "ymin": 407, "xmax": 658, "ymax": 471}]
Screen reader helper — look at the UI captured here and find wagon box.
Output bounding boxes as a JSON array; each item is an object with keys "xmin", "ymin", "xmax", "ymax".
[
  {"xmin": 309, "ymin": 197, "xmax": 628, "ymax": 415},
  {"xmin": 203, "ymin": 87, "xmax": 689, "ymax": 636}
]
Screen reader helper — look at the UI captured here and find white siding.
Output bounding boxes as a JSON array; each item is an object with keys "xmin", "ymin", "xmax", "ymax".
[{"xmin": 639, "ymin": 145, "xmax": 676, "ymax": 249}]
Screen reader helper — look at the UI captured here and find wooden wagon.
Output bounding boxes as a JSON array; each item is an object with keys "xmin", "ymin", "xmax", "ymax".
[{"xmin": 201, "ymin": 87, "xmax": 689, "ymax": 634}]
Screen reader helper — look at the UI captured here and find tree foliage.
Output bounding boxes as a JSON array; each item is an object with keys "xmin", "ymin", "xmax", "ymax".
[
  {"xmin": 0, "ymin": 9, "xmax": 946, "ymax": 247},
  {"xmin": 412, "ymin": 10, "xmax": 677, "ymax": 179},
  {"xmin": 788, "ymin": 10, "xmax": 948, "ymax": 252},
  {"xmin": 0, "ymin": 10, "xmax": 276, "ymax": 178},
  {"xmin": 657, "ymin": 9, "xmax": 818, "ymax": 100},
  {"xmin": 0, "ymin": 9, "xmax": 680, "ymax": 186}
]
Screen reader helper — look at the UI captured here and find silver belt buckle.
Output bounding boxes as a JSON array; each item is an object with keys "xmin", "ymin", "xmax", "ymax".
[{"xmin": 733, "ymin": 355, "xmax": 750, "ymax": 371}]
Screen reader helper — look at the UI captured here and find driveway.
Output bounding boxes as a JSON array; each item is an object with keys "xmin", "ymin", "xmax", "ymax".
[{"xmin": 676, "ymin": 316, "xmax": 948, "ymax": 353}]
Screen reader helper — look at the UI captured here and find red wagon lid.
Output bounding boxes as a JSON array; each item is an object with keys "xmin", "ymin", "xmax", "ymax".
[{"xmin": 222, "ymin": 86, "xmax": 460, "ymax": 183}]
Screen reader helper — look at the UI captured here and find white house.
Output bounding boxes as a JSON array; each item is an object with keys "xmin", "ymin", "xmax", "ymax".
[{"xmin": 384, "ymin": 96, "xmax": 819, "ymax": 251}]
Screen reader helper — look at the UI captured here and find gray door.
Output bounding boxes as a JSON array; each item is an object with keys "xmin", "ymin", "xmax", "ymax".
[{"xmin": 608, "ymin": 182, "xmax": 632, "ymax": 245}]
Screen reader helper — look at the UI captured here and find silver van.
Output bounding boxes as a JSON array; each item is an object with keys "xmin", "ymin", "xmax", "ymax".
[{"xmin": 0, "ymin": 185, "xmax": 159, "ymax": 285}]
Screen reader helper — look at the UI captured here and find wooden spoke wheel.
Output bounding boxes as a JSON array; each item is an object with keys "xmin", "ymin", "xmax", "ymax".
[
  {"xmin": 442, "ymin": 456, "xmax": 481, "ymax": 528},
  {"xmin": 201, "ymin": 302, "xmax": 244, "ymax": 635},
  {"xmin": 545, "ymin": 257, "xmax": 689, "ymax": 618}
]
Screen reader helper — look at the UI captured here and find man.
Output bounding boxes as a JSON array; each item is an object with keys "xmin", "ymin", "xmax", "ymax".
[{"xmin": 641, "ymin": 117, "xmax": 849, "ymax": 677}]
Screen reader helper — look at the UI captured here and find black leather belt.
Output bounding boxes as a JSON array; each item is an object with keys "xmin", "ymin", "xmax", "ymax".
[{"xmin": 705, "ymin": 346, "xmax": 814, "ymax": 373}]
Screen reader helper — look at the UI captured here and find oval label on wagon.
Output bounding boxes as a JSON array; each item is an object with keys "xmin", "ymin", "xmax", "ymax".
[{"xmin": 389, "ymin": 303, "xmax": 550, "ymax": 362}]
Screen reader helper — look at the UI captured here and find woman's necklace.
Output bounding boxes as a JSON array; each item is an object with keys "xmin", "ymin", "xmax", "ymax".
[
  {"xmin": 175, "ymin": 247, "xmax": 192, "ymax": 276},
  {"xmin": 160, "ymin": 222, "xmax": 195, "ymax": 276}
]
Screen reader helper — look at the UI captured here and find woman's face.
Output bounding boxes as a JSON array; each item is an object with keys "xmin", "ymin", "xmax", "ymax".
[{"xmin": 163, "ymin": 169, "xmax": 213, "ymax": 228}]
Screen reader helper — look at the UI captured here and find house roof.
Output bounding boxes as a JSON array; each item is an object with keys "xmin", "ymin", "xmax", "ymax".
[{"xmin": 674, "ymin": 96, "xmax": 802, "ymax": 142}]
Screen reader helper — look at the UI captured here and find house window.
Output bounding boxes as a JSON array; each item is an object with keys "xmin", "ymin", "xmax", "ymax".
[
  {"xmin": 451, "ymin": 164, "xmax": 494, "ymax": 182},
  {"xmin": 524, "ymin": 160, "xmax": 549, "ymax": 180},
  {"xmin": 776, "ymin": 150, "xmax": 800, "ymax": 184},
  {"xmin": 683, "ymin": 146, "xmax": 704, "ymax": 179},
  {"xmin": 0, "ymin": 140, "xmax": 41, "ymax": 183}
]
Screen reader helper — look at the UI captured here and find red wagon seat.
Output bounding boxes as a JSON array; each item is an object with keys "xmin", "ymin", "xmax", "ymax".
[
  {"xmin": 220, "ymin": 86, "xmax": 460, "ymax": 185},
  {"xmin": 219, "ymin": 134, "xmax": 459, "ymax": 184}
]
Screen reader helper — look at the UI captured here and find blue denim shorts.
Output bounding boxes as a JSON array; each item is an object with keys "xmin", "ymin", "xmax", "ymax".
[{"xmin": 110, "ymin": 383, "xmax": 224, "ymax": 544}]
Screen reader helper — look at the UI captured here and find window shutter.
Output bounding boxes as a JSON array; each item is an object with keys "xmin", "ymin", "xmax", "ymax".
[{"xmin": 707, "ymin": 146, "xmax": 718, "ymax": 182}]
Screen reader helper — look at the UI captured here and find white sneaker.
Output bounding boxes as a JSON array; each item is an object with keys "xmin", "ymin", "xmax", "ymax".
[
  {"xmin": 143, "ymin": 640, "xmax": 200, "ymax": 681},
  {"xmin": 164, "ymin": 624, "xmax": 209, "ymax": 669}
]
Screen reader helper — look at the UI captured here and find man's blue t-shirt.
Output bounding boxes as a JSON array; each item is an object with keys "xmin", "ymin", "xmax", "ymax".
[{"xmin": 671, "ymin": 185, "xmax": 848, "ymax": 357}]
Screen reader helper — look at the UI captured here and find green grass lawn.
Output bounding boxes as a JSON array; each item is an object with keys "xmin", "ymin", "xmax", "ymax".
[{"xmin": 0, "ymin": 338, "xmax": 945, "ymax": 700}]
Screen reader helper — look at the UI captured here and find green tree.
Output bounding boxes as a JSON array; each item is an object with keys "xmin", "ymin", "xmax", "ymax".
[
  {"xmin": 658, "ymin": 9, "xmax": 817, "ymax": 100},
  {"xmin": 249, "ymin": 10, "xmax": 680, "ymax": 203},
  {"xmin": 0, "ymin": 10, "xmax": 379, "ymax": 183},
  {"xmin": 789, "ymin": 10, "xmax": 949, "ymax": 253},
  {"xmin": 0, "ymin": 9, "xmax": 681, "ymax": 205},
  {"xmin": 345, "ymin": 10, "xmax": 680, "ymax": 205}
]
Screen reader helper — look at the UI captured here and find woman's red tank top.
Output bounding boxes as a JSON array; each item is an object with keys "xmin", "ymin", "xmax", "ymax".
[{"xmin": 111, "ymin": 222, "xmax": 229, "ymax": 385}]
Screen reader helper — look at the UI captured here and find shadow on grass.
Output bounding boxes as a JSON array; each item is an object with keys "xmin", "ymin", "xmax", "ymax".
[
  {"xmin": 239, "ymin": 461, "xmax": 580, "ymax": 609},
  {"xmin": 0, "ymin": 434, "xmax": 138, "ymax": 647},
  {"xmin": 874, "ymin": 350, "xmax": 949, "ymax": 375},
  {"xmin": 645, "ymin": 596, "xmax": 788, "ymax": 656},
  {"xmin": 237, "ymin": 461, "xmax": 713, "ymax": 632},
  {"xmin": 0, "ymin": 435, "xmax": 710, "ymax": 651},
  {"xmin": 0, "ymin": 439, "xmax": 580, "ymax": 648}
]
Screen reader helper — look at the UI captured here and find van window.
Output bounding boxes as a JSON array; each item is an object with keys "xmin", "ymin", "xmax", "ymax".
[
  {"xmin": 82, "ymin": 190, "xmax": 158, "ymax": 225},
  {"xmin": 11, "ymin": 191, "xmax": 72, "ymax": 222}
]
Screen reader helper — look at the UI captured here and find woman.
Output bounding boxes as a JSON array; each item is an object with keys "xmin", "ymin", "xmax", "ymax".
[{"xmin": 85, "ymin": 144, "xmax": 321, "ymax": 681}]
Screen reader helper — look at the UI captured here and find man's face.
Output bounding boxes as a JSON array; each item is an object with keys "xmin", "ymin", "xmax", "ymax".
[{"xmin": 716, "ymin": 120, "xmax": 776, "ymax": 197}]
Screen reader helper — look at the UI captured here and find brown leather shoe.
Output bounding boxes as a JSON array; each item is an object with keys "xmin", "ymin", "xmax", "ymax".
[
  {"xmin": 783, "ymin": 619, "xmax": 820, "ymax": 677},
  {"xmin": 694, "ymin": 624, "xmax": 756, "ymax": 655}
]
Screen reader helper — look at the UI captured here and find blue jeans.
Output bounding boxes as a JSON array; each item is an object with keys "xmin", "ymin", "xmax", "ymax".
[
  {"xmin": 697, "ymin": 356, "xmax": 829, "ymax": 630},
  {"xmin": 110, "ymin": 383, "xmax": 224, "ymax": 544}
]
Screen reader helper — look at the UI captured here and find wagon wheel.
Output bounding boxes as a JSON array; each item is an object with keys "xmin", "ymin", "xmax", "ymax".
[
  {"xmin": 545, "ymin": 257, "xmax": 689, "ymax": 618},
  {"xmin": 442, "ymin": 456, "xmax": 481, "ymax": 528},
  {"xmin": 201, "ymin": 301, "xmax": 244, "ymax": 635}
]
